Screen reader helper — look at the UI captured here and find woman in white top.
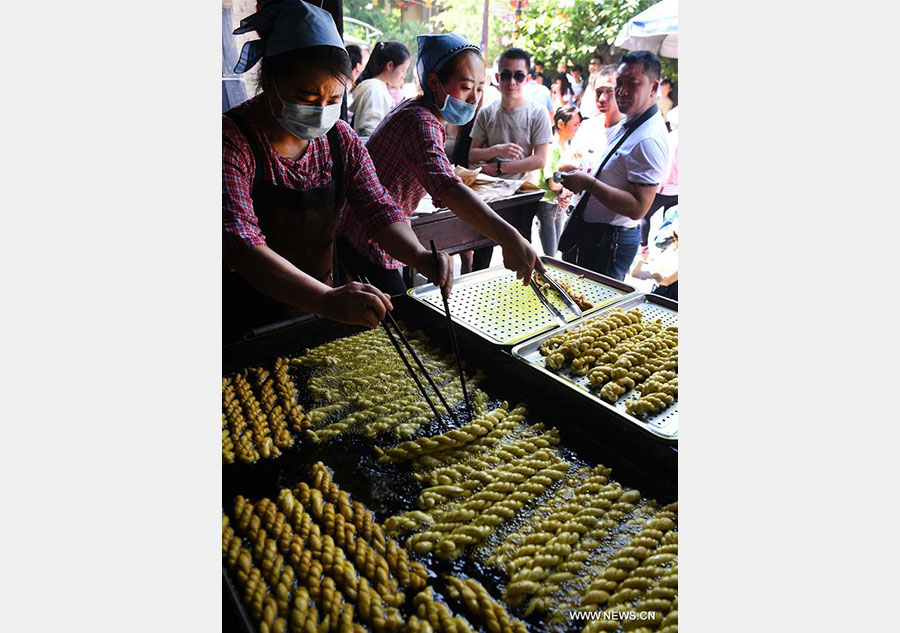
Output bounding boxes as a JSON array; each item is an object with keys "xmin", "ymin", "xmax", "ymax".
[{"xmin": 349, "ymin": 41, "xmax": 410, "ymax": 143}]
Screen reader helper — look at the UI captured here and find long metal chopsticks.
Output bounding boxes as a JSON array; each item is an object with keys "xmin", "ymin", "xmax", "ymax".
[
  {"xmin": 430, "ymin": 240, "xmax": 474, "ymax": 422},
  {"xmin": 358, "ymin": 275, "xmax": 459, "ymax": 426}
]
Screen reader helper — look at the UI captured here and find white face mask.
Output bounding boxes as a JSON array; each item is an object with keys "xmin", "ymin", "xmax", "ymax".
[{"xmin": 270, "ymin": 82, "xmax": 342, "ymax": 140}]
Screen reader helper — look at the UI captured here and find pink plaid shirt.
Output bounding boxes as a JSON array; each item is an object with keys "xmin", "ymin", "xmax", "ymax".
[
  {"xmin": 338, "ymin": 99, "xmax": 461, "ymax": 269},
  {"xmin": 223, "ymin": 95, "xmax": 404, "ymax": 266}
]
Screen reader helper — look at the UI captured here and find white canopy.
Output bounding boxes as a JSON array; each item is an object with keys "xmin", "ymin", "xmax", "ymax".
[
  {"xmin": 615, "ymin": 0, "xmax": 678, "ymax": 59},
  {"xmin": 343, "ymin": 16, "xmax": 383, "ymax": 46}
]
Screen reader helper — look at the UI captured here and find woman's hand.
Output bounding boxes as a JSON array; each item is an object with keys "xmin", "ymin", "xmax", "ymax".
[
  {"xmin": 500, "ymin": 233, "xmax": 546, "ymax": 284},
  {"xmin": 318, "ymin": 282, "xmax": 393, "ymax": 328},
  {"xmin": 558, "ymin": 170, "xmax": 594, "ymax": 194},
  {"xmin": 414, "ymin": 248, "xmax": 454, "ymax": 299}
]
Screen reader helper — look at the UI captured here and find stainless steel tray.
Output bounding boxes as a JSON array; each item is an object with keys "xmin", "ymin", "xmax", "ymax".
[
  {"xmin": 407, "ymin": 256, "xmax": 636, "ymax": 346},
  {"xmin": 511, "ymin": 293, "xmax": 678, "ymax": 442}
]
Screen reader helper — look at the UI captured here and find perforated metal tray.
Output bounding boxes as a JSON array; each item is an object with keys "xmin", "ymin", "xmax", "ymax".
[
  {"xmin": 407, "ymin": 257, "xmax": 636, "ymax": 346},
  {"xmin": 511, "ymin": 293, "xmax": 678, "ymax": 442}
]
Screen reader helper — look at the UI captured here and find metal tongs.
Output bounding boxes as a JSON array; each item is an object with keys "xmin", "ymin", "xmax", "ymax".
[
  {"xmin": 529, "ymin": 276, "xmax": 567, "ymax": 327},
  {"xmin": 529, "ymin": 271, "xmax": 583, "ymax": 325},
  {"xmin": 538, "ymin": 271, "xmax": 583, "ymax": 318}
]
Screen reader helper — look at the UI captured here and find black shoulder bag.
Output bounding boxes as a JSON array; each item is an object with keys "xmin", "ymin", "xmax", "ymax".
[{"xmin": 557, "ymin": 104, "xmax": 659, "ymax": 254}]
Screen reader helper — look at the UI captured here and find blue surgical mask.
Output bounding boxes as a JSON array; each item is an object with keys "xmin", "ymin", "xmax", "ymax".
[
  {"xmin": 437, "ymin": 89, "xmax": 476, "ymax": 126},
  {"xmin": 270, "ymin": 82, "xmax": 341, "ymax": 140}
]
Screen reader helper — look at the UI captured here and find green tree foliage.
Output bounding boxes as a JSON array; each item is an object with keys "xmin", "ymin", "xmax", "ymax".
[
  {"xmin": 428, "ymin": 0, "xmax": 515, "ymax": 64},
  {"xmin": 660, "ymin": 57, "xmax": 677, "ymax": 84},
  {"xmin": 343, "ymin": 0, "xmax": 427, "ymax": 80},
  {"xmin": 516, "ymin": 0, "xmax": 657, "ymax": 69},
  {"xmin": 342, "ymin": 0, "xmax": 677, "ymax": 84}
]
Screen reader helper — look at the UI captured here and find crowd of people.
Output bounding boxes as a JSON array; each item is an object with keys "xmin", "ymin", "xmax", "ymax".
[
  {"xmin": 222, "ymin": 0, "xmax": 678, "ymax": 342},
  {"xmin": 468, "ymin": 50, "xmax": 679, "ymax": 288}
]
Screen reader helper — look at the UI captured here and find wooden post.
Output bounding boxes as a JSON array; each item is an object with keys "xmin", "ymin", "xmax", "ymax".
[
  {"xmin": 481, "ymin": 0, "xmax": 489, "ymax": 51},
  {"xmin": 318, "ymin": 0, "xmax": 348, "ymax": 121},
  {"xmin": 514, "ymin": 0, "xmax": 522, "ymax": 40},
  {"xmin": 319, "ymin": 0, "xmax": 344, "ymax": 36}
]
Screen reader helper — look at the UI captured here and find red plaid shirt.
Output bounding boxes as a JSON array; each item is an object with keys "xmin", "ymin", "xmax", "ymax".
[
  {"xmin": 337, "ymin": 99, "xmax": 461, "ymax": 269},
  {"xmin": 223, "ymin": 95, "xmax": 404, "ymax": 266}
]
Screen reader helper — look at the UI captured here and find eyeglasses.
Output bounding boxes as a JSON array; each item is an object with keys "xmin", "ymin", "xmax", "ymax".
[{"xmin": 499, "ymin": 70, "xmax": 527, "ymax": 83}]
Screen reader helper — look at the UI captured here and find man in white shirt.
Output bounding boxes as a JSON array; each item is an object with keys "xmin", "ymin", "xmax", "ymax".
[
  {"xmin": 524, "ymin": 70, "xmax": 553, "ymax": 124},
  {"xmin": 564, "ymin": 64, "xmax": 626, "ymax": 170},
  {"xmin": 558, "ymin": 51, "xmax": 670, "ymax": 280}
]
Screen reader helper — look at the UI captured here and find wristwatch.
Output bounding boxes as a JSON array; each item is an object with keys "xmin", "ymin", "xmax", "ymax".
[{"xmin": 494, "ymin": 159, "xmax": 503, "ymax": 177}]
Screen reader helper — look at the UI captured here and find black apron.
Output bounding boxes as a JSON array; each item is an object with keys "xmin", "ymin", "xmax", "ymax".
[{"xmin": 223, "ymin": 110, "xmax": 343, "ymax": 342}]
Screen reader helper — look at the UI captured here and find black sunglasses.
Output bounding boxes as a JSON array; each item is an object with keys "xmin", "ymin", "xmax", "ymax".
[{"xmin": 499, "ymin": 70, "xmax": 527, "ymax": 83}]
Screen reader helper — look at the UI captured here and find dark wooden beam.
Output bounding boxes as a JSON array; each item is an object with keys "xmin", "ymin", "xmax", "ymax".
[{"xmin": 319, "ymin": 0, "xmax": 349, "ymax": 122}]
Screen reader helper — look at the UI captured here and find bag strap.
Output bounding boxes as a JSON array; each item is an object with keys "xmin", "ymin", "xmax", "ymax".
[
  {"xmin": 570, "ymin": 103, "xmax": 659, "ymax": 219},
  {"xmin": 325, "ymin": 124, "xmax": 344, "ymax": 205}
]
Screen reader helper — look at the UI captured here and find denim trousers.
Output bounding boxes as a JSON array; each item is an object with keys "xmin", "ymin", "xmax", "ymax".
[
  {"xmin": 537, "ymin": 200, "xmax": 567, "ymax": 257},
  {"xmin": 567, "ymin": 223, "xmax": 641, "ymax": 281}
]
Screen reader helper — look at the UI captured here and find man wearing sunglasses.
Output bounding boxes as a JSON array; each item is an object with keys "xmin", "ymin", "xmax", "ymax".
[{"xmin": 468, "ymin": 47, "xmax": 552, "ymax": 269}]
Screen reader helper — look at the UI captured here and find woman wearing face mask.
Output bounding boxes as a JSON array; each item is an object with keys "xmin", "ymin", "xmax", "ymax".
[
  {"xmin": 349, "ymin": 41, "xmax": 410, "ymax": 143},
  {"xmin": 223, "ymin": 0, "xmax": 451, "ymax": 342},
  {"xmin": 336, "ymin": 33, "xmax": 544, "ymax": 294}
]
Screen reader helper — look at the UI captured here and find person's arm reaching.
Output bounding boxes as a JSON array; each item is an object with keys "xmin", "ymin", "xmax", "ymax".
[
  {"xmin": 631, "ymin": 258, "xmax": 678, "ymax": 286},
  {"xmin": 558, "ymin": 171, "xmax": 658, "ymax": 220},
  {"xmin": 438, "ymin": 182, "xmax": 544, "ymax": 283},
  {"xmin": 339, "ymin": 120, "xmax": 452, "ymax": 296},
  {"xmin": 558, "ymin": 137, "xmax": 668, "ymax": 220},
  {"xmin": 410, "ymin": 111, "xmax": 543, "ymax": 283},
  {"xmin": 230, "ymin": 245, "xmax": 393, "ymax": 328},
  {"xmin": 373, "ymin": 222, "xmax": 454, "ymax": 298},
  {"xmin": 656, "ymin": 270, "xmax": 678, "ymax": 286}
]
